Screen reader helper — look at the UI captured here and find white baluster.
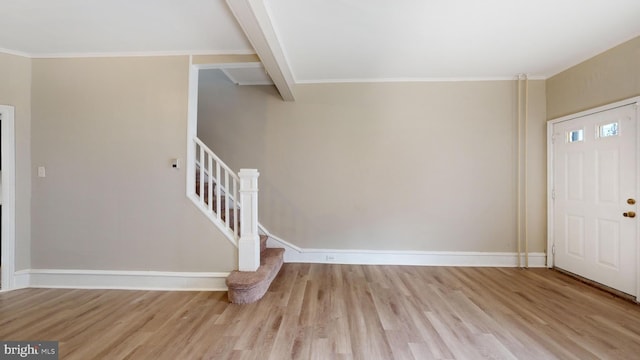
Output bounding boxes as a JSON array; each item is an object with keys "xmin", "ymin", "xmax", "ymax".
[
  {"xmin": 199, "ymin": 145, "xmax": 204, "ymax": 205},
  {"xmin": 225, "ymin": 170, "xmax": 230, "ymax": 228},
  {"xmin": 207, "ymin": 154, "xmax": 213, "ymax": 212},
  {"xmin": 216, "ymin": 162, "xmax": 221, "ymax": 220},
  {"xmin": 233, "ymin": 178, "xmax": 238, "ymax": 239}
]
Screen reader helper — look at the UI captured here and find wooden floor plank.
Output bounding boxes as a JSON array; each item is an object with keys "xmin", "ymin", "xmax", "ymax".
[{"xmin": 1, "ymin": 265, "xmax": 640, "ymax": 359}]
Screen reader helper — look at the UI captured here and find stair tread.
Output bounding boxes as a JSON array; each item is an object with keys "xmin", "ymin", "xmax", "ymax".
[
  {"xmin": 226, "ymin": 248, "xmax": 285, "ymax": 290},
  {"xmin": 226, "ymin": 249, "xmax": 284, "ymax": 303},
  {"xmin": 260, "ymin": 234, "xmax": 267, "ymax": 253}
]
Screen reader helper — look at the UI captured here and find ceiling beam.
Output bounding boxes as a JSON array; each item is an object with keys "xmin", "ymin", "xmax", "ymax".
[{"xmin": 226, "ymin": 0, "xmax": 296, "ymax": 101}]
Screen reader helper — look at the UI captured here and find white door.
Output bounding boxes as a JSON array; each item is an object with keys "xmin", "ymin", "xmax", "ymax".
[{"xmin": 552, "ymin": 103, "xmax": 637, "ymax": 295}]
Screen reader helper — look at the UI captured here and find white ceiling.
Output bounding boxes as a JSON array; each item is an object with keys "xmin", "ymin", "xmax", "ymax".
[
  {"xmin": 1, "ymin": 0, "xmax": 640, "ymax": 82},
  {"xmin": 0, "ymin": 0, "xmax": 253, "ymax": 56}
]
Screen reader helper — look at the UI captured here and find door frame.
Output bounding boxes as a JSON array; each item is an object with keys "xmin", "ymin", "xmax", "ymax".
[
  {"xmin": 547, "ymin": 96, "xmax": 640, "ymax": 300},
  {"xmin": 0, "ymin": 104, "xmax": 16, "ymax": 291}
]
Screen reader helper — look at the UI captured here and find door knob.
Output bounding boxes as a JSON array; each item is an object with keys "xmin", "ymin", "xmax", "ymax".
[
  {"xmin": 628, "ymin": 198, "xmax": 636, "ymax": 205},
  {"xmin": 623, "ymin": 211, "xmax": 636, "ymax": 218}
]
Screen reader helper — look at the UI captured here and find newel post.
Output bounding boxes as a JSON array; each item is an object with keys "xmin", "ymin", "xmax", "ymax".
[{"xmin": 238, "ymin": 169, "xmax": 260, "ymax": 271}]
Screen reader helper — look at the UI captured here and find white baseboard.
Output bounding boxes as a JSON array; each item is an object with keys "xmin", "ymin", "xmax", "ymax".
[
  {"xmin": 14, "ymin": 269, "xmax": 230, "ymax": 291},
  {"xmin": 13, "ymin": 270, "xmax": 31, "ymax": 289},
  {"xmin": 8, "ymin": 245, "xmax": 545, "ymax": 293},
  {"xmin": 266, "ymin": 234, "xmax": 547, "ymax": 267}
]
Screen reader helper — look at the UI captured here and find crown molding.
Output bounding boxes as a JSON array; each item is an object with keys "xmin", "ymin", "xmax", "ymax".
[
  {"xmin": 0, "ymin": 47, "xmax": 31, "ymax": 58},
  {"xmin": 295, "ymin": 75, "xmax": 547, "ymax": 84},
  {"xmin": 0, "ymin": 48, "xmax": 255, "ymax": 59}
]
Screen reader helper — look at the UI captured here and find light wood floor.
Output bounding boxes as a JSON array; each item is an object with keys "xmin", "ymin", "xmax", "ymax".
[{"xmin": 1, "ymin": 265, "xmax": 640, "ymax": 359}]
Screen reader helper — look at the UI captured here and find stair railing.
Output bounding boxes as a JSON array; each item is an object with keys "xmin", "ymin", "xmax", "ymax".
[{"xmin": 190, "ymin": 137, "xmax": 260, "ymax": 271}]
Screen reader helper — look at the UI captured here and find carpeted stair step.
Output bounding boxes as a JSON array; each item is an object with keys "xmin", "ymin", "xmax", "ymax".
[
  {"xmin": 226, "ymin": 246, "xmax": 285, "ymax": 304},
  {"xmin": 260, "ymin": 234, "xmax": 267, "ymax": 253}
]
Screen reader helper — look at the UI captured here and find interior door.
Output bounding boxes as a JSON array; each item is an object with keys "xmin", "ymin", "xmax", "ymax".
[{"xmin": 552, "ymin": 104, "xmax": 637, "ymax": 295}]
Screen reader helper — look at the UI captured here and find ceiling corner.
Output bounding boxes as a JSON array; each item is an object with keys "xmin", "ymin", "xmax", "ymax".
[{"xmin": 226, "ymin": 0, "xmax": 296, "ymax": 101}]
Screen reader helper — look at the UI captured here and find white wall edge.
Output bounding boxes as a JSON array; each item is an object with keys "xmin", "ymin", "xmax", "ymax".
[
  {"xmin": 1, "ymin": 48, "xmax": 255, "ymax": 59},
  {"xmin": 13, "ymin": 269, "xmax": 230, "ymax": 291},
  {"xmin": 265, "ymin": 233, "xmax": 546, "ymax": 267},
  {"xmin": 547, "ymin": 120, "xmax": 555, "ymax": 269},
  {"xmin": 0, "ymin": 105, "xmax": 16, "ymax": 291}
]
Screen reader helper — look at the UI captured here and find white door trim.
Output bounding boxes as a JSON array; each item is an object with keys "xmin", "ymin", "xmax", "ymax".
[
  {"xmin": 547, "ymin": 96, "xmax": 640, "ymax": 300},
  {"xmin": 0, "ymin": 105, "xmax": 16, "ymax": 291}
]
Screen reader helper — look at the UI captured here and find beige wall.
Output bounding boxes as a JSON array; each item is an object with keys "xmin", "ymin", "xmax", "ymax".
[
  {"xmin": 547, "ymin": 36, "xmax": 640, "ymax": 119},
  {"xmin": 30, "ymin": 56, "xmax": 236, "ymax": 271},
  {"xmin": 198, "ymin": 72, "xmax": 547, "ymax": 253},
  {"xmin": 7, "ymin": 32, "xmax": 637, "ymax": 272},
  {"xmin": 0, "ymin": 52, "xmax": 32, "ymax": 270}
]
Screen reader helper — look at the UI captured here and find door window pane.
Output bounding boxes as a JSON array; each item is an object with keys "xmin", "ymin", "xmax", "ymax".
[
  {"xmin": 567, "ymin": 129, "xmax": 584, "ymax": 143},
  {"xmin": 599, "ymin": 122, "xmax": 619, "ymax": 138}
]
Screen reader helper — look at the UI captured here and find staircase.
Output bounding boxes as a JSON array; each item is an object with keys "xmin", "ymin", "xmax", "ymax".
[{"xmin": 191, "ymin": 138, "xmax": 284, "ymax": 304}]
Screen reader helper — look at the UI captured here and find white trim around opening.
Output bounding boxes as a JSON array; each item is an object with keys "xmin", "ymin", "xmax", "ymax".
[
  {"xmin": 547, "ymin": 96, "xmax": 640, "ymax": 300},
  {"xmin": 0, "ymin": 105, "xmax": 16, "ymax": 291}
]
